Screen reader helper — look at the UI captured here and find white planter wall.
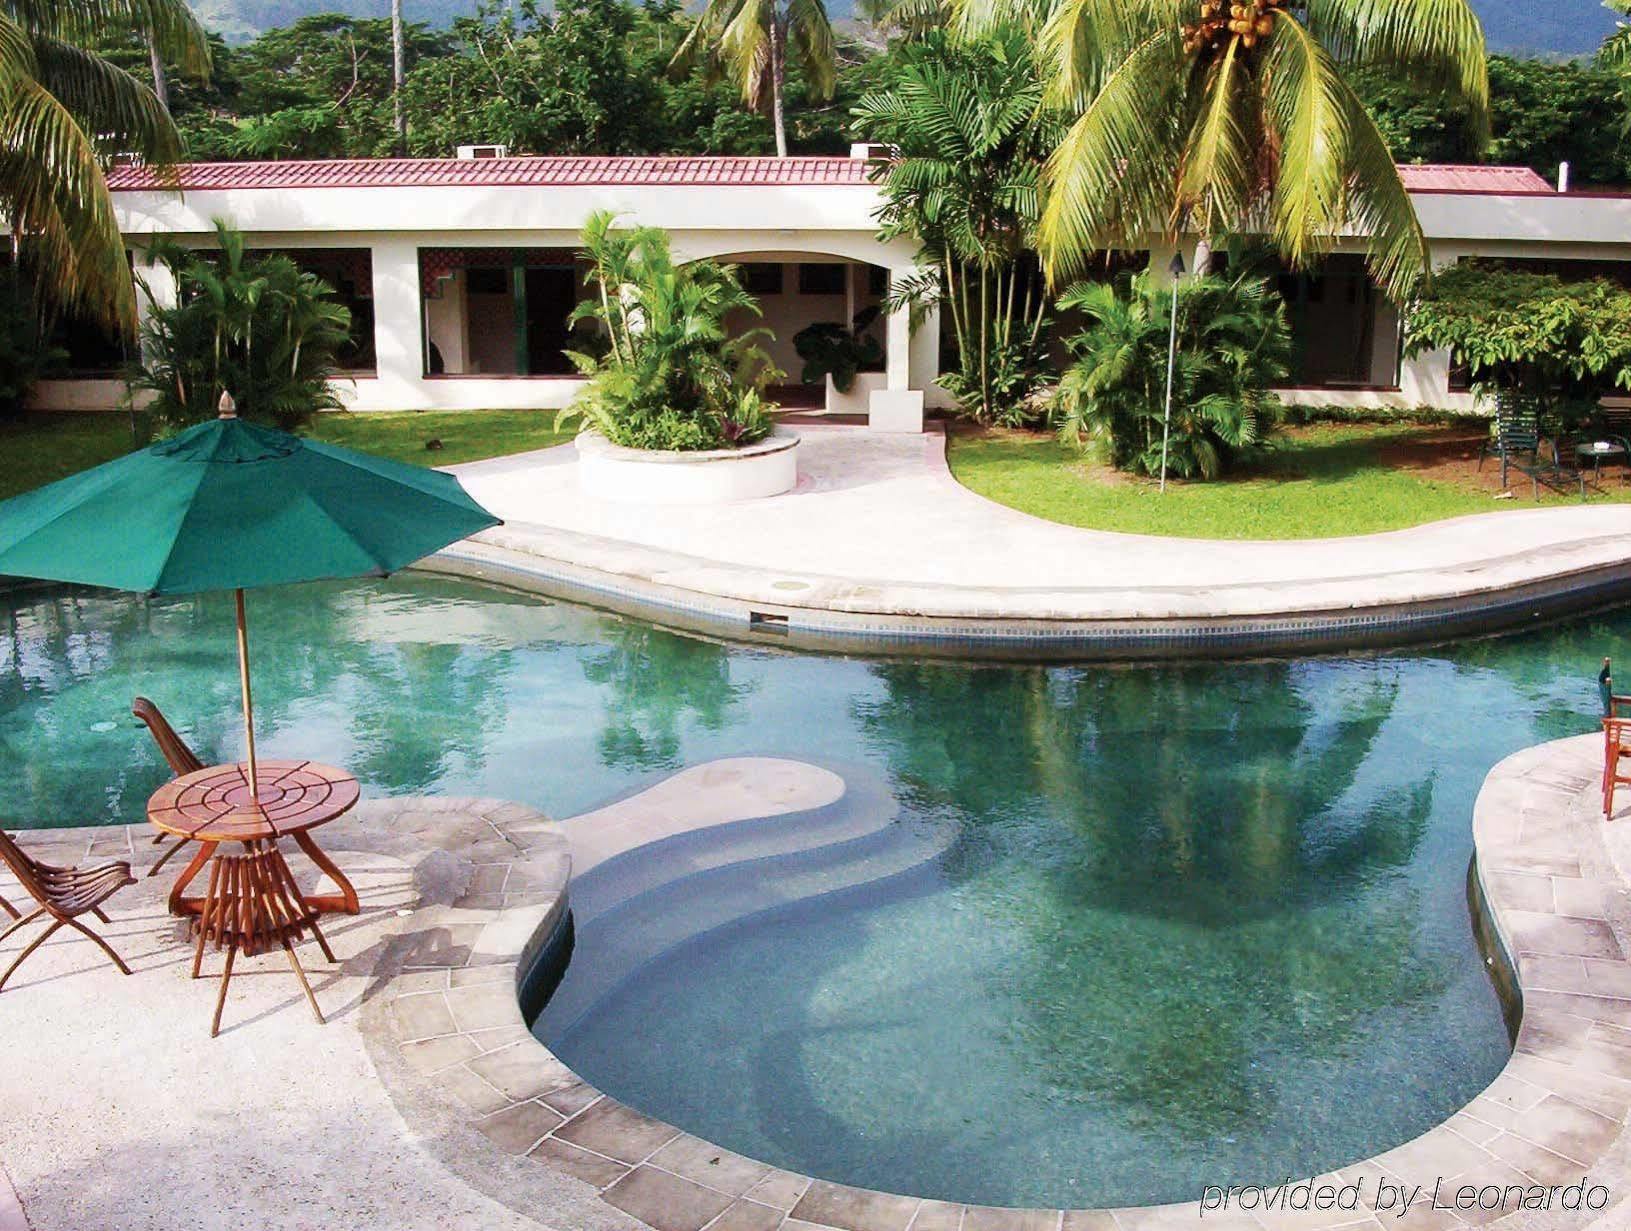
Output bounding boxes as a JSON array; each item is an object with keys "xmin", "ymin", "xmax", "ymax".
[{"xmin": 576, "ymin": 428, "xmax": 800, "ymax": 504}]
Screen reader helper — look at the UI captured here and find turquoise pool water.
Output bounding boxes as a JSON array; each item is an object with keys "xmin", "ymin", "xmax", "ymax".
[{"xmin": 0, "ymin": 575, "xmax": 1615, "ymax": 1207}]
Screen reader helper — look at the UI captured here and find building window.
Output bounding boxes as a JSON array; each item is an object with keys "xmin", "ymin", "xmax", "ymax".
[
  {"xmin": 798, "ymin": 263, "xmax": 846, "ymax": 295},
  {"xmin": 419, "ymin": 247, "xmax": 583, "ymax": 378},
  {"xmin": 251, "ymin": 248, "xmax": 377, "ymax": 373},
  {"xmin": 740, "ymin": 264, "xmax": 784, "ymax": 295},
  {"xmin": 1276, "ymin": 254, "xmax": 1400, "ymax": 389}
]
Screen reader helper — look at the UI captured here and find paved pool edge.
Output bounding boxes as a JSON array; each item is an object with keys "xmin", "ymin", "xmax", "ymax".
[
  {"xmin": 423, "ymin": 538, "xmax": 1631, "ymax": 664},
  {"xmin": 355, "ymin": 740, "xmax": 1631, "ymax": 1231},
  {"xmin": 427, "ymin": 427, "xmax": 1631, "ymax": 661}
]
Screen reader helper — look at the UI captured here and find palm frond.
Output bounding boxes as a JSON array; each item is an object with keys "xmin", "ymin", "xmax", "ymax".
[
  {"xmin": 1263, "ymin": 15, "xmax": 1352, "ymax": 272},
  {"xmin": 1038, "ymin": 28, "xmax": 1190, "ymax": 283},
  {"xmin": 1333, "ymin": 75, "xmax": 1432, "ymax": 301},
  {"xmin": 1178, "ymin": 35, "xmax": 1254, "ymax": 240},
  {"xmin": 1309, "ymin": 0, "xmax": 1488, "ymax": 141},
  {"xmin": 33, "ymin": 36, "xmax": 178, "ymax": 160},
  {"xmin": 787, "ymin": 0, "xmax": 836, "ymax": 100}
]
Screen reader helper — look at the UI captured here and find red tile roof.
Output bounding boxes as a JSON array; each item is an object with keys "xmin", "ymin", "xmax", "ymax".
[
  {"xmin": 1395, "ymin": 164, "xmax": 1555, "ymax": 194},
  {"xmin": 105, "ymin": 156, "xmax": 1566, "ymax": 197},
  {"xmin": 105, "ymin": 155, "xmax": 874, "ymax": 192}
]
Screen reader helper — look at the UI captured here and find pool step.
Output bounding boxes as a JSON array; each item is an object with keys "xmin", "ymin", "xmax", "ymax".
[
  {"xmin": 564, "ymin": 761, "xmax": 899, "ymax": 928},
  {"xmin": 537, "ymin": 784, "xmax": 951, "ymax": 1036}
]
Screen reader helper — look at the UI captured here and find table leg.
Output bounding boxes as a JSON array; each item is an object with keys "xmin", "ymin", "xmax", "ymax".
[
  {"xmin": 292, "ymin": 829, "xmax": 359, "ymax": 915},
  {"xmin": 168, "ymin": 839, "xmax": 219, "ymax": 917}
]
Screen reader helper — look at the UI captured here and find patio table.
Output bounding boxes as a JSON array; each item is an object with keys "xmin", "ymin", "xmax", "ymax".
[
  {"xmin": 1577, "ymin": 440, "xmax": 1628, "ymax": 484},
  {"xmin": 147, "ymin": 760, "xmax": 361, "ymax": 918}
]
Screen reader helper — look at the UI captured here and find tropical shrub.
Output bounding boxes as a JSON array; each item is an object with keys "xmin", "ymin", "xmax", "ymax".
[
  {"xmin": 792, "ymin": 308, "xmax": 882, "ymax": 393},
  {"xmin": 1055, "ymin": 271, "xmax": 1292, "ymax": 481},
  {"xmin": 853, "ymin": 29, "xmax": 1061, "ymax": 426},
  {"xmin": 1404, "ymin": 261, "xmax": 1631, "ymax": 431},
  {"xmin": 0, "ymin": 271, "xmax": 67, "ymax": 420},
  {"xmin": 126, "ymin": 220, "xmax": 354, "ymax": 434},
  {"xmin": 559, "ymin": 211, "xmax": 777, "ymax": 452}
]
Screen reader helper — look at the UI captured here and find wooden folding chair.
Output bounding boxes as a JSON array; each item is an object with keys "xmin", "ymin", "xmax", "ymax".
[
  {"xmin": 1601, "ymin": 658, "xmax": 1631, "ymax": 818},
  {"xmin": 192, "ymin": 845, "xmax": 336, "ymax": 1038},
  {"xmin": 0, "ymin": 829, "xmax": 134, "ymax": 992},
  {"xmin": 132, "ymin": 697, "xmax": 205, "ymax": 878}
]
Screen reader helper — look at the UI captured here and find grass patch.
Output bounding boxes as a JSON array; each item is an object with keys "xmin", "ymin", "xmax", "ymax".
[
  {"xmin": 0, "ymin": 413, "xmax": 139, "ymax": 501},
  {"xmin": 0, "ymin": 409, "xmax": 575, "ymax": 502},
  {"xmin": 306, "ymin": 409, "xmax": 575, "ymax": 467},
  {"xmin": 948, "ymin": 422, "xmax": 1631, "ymax": 540}
]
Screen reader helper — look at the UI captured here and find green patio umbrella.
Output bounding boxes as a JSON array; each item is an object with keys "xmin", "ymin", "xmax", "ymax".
[{"xmin": 0, "ymin": 395, "xmax": 500, "ymax": 801}]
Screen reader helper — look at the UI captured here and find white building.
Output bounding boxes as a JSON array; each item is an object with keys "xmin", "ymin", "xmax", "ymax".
[{"xmin": 30, "ymin": 151, "xmax": 1631, "ymax": 425}]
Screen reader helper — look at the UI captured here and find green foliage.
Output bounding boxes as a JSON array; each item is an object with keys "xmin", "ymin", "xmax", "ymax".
[
  {"xmin": 0, "ymin": 271, "xmax": 67, "ymax": 421},
  {"xmin": 792, "ymin": 308, "xmax": 881, "ymax": 392},
  {"xmin": 127, "ymin": 219, "xmax": 354, "ymax": 434},
  {"xmin": 558, "ymin": 211, "xmax": 777, "ymax": 452},
  {"xmin": 1, "ymin": 0, "xmax": 210, "ymax": 337},
  {"xmin": 669, "ymin": 0, "xmax": 837, "ymax": 157},
  {"xmin": 1055, "ymin": 270, "xmax": 1292, "ymax": 481},
  {"xmin": 1351, "ymin": 56, "xmax": 1631, "ymax": 186},
  {"xmin": 1404, "ymin": 261, "xmax": 1631, "ymax": 423},
  {"xmin": 854, "ymin": 28, "xmax": 1059, "ymax": 424},
  {"xmin": 140, "ymin": 0, "xmax": 877, "ymax": 160}
]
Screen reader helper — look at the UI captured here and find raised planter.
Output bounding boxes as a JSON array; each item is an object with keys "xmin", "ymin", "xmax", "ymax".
[{"xmin": 575, "ymin": 426, "xmax": 800, "ymax": 504}]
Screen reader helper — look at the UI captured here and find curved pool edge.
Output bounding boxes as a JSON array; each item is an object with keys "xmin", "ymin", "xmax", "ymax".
[
  {"xmin": 360, "ymin": 741, "xmax": 1631, "ymax": 1231},
  {"xmin": 421, "ymin": 538, "xmax": 1631, "ymax": 663}
]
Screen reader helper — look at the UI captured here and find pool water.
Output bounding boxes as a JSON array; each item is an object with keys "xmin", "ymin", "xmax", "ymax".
[{"xmin": 0, "ymin": 575, "xmax": 1618, "ymax": 1207}]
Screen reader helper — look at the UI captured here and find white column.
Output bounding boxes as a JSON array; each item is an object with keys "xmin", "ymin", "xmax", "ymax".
[
  {"xmin": 910, "ymin": 302, "xmax": 941, "ymax": 408},
  {"xmin": 366, "ymin": 237, "xmax": 431, "ymax": 412},
  {"xmin": 1398, "ymin": 249, "xmax": 1464, "ymax": 410},
  {"xmin": 132, "ymin": 247, "xmax": 175, "ymax": 363},
  {"xmin": 868, "ymin": 268, "xmax": 925, "ymax": 432}
]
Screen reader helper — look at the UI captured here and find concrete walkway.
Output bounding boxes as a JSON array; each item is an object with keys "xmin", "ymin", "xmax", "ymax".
[{"xmin": 451, "ymin": 426, "xmax": 1631, "ymax": 627}]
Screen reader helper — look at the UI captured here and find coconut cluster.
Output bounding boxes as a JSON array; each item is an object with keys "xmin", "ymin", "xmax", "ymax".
[{"xmin": 1182, "ymin": 0, "xmax": 1282, "ymax": 54}]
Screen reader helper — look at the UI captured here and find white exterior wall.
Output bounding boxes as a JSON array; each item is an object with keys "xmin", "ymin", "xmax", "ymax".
[
  {"xmin": 31, "ymin": 175, "xmax": 1631, "ymax": 419},
  {"xmin": 36, "ymin": 178, "xmax": 931, "ymax": 426}
]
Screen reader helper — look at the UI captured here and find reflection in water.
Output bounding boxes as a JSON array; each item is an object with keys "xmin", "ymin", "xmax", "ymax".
[
  {"xmin": 582, "ymin": 621, "xmax": 749, "ymax": 770},
  {"xmin": 857, "ymin": 661, "xmax": 1441, "ymax": 1139},
  {"xmin": 3, "ymin": 575, "xmax": 1627, "ymax": 1207}
]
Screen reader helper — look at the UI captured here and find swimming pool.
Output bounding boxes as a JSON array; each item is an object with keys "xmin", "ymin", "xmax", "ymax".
[{"xmin": 0, "ymin": 574, "xmax": 1614, "ymax": 1207}]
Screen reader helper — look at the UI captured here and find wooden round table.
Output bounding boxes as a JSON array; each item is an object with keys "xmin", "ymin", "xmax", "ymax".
[{"xmin": 147, "ymin": 760, "xmax": 361, "ymax": 918}]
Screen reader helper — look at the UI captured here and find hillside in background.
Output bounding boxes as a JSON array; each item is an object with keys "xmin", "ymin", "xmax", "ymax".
[{"xmin": 193, "ymin": 0, "xmax": 1622, "ymax": 53}]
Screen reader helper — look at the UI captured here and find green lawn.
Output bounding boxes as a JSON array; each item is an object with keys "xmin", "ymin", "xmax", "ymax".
[
  {"xmin": 0, "ymin": 409, "xmax": 575, "ymax": 502},
  {"xmin": 948, "ymin": 423, "xmax": 1631, "ymax": 540}
]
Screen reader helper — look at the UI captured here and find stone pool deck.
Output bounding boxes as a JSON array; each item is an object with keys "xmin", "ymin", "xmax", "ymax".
[
  {"xmin": 6, "ymin": 742, "xmax": 1631, "ymax": 1229},
  {"xmin": 438, "ymin": 426, "xmax": 1631, "ymax": 656}
]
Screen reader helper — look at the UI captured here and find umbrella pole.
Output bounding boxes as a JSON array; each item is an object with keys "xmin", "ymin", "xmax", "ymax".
[{"xmin": 234, "ymin": 588, "xmax": 260, "ymax": 801}]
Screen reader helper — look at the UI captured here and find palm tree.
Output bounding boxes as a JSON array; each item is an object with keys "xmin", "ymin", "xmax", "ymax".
[
  {"xmin": 957, "ymin": 0, "xmax": 1488, "ymax": 299},
  {"xmin": 853, "ymin": 30, "xmax": 1062, "ymax": 422},
  {"xmin": 669, "ymin": 0, "xmax": 836, "ymax": 158},
  {"xmin": 0, "ymin": 0, "xmax": 210, "ymax": 336}
]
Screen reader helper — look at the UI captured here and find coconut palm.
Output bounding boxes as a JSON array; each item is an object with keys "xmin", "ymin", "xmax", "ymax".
[
  {"xmin": 669, "ymin": 0, "xmax": 836, "ymax": 158},
  {"xmin": 0, "ymin": 0, "xmax": 210, "ymax": 336},
  {"xmin": 956, "ymin": 0, "xmax": 1488, "ymax": 299}
]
